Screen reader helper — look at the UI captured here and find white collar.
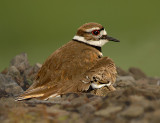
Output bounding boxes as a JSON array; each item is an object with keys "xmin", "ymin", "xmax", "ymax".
[{"xmin": 72, "ymin": 35, "xmax": 108, "ymax": 47}]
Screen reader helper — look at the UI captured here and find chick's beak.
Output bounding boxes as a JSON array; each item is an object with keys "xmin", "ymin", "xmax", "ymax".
[{"xmin": 101, "ymin": 35, "xmax": 120, "ymax": 42}]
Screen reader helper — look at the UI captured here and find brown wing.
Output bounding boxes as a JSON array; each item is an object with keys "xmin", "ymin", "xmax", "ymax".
[
  {"xmin": 17, "ymin": 41, "xmax": 100, "ymax": 100},
  {"xmin": 81, "ymin": 57, "xmax": 117, "ymax": 85}
]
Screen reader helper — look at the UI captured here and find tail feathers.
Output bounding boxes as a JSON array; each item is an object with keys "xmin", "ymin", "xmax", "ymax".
[
  {"xmin": 15, "ymin": 86, "xmax": 59, "ymax": 101},
  {"xmin": 15, "ymin": 94, "xmax": 44, "ymax": 101}
]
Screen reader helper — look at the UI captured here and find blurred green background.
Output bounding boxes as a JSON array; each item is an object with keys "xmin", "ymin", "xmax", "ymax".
[{"xmin": 0, "ymin": 0, "xmax": 160, "ymax": 77}]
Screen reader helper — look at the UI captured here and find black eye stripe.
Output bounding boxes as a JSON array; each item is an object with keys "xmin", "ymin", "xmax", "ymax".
[{"xmin": 99, "ymin": 27, "xmax": 104, "ymax": 31}]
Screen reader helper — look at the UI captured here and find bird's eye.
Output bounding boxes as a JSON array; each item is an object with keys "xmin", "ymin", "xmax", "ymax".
[{"xmin": 92, "ymin": 30, "xmax": 100, "ymax": 36}]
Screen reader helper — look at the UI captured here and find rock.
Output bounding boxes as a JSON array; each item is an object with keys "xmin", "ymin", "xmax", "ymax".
[
  {"xmin": 46, "ymin": 106, "xmax": 69, "ymax": 116},
  {"xmin": 121, "ymin": 105, "xmax": 144, "ymax": 118},
  {"xmin": 95, "ymin": 106, "xmax": 122, "ymax": 117},
  {"xmin": 90, "ymin": 86, "xmax": 112, "ymax": 96},
  {"xmin": 87, "ymin": 96, "xmax": 103, "ymax": 106},
  {"xmin": 7, "ymin": 66, "xmax": 20, "ymax": 76},
  {"xmin": 71, "ymin": 96, "xmax": 88, "ymax": 106},
  {"xmin": 77, "ymin": 104, "xmax": 96, "ymax": 114},
  {"xmin": 10, "ymin": 53, "xmax": 30, "ymax": 72},
  {"xmin": 131, "ymin": 119, "xmax": 149, "ymax": 123},
  {"xmin": 116, "ymin": 76, "xmax": 135, "ymax": 82},
  {"xmin": 7, "ymin": 66, "xmax": 24, "ymax": 86},
  {"xmin": 0, "ymin": 89, "xmax": 8, "ymax": 98},
  {"xmin": 157, "ymin": 80, "xmax": 160, "ymax": 86},
  {"xmin": 61, "ymin": 93, "xmax": 80, "ymax": 101},
  {"xmin": 0, "ymin": 74, "xmax": 23, "ymax": 97},
  {"xmin": 147, "ymin": 78, "xmax": 160, "ymax": 85},
  {"xmin": 129, "ymin": 67, "xmax": 147, "ymax": 80},
  {"xmin": 23, "ymin": 63, "xmax": 42, "ymax": 82},
  {"xmin": 142, "ymin": 109, "xmax": 160, "ymax": 123},
  {"xmin": 69, "ymin": 113, "xmax": 84, "ymax": 123},
  {"xmin": 129, "ymin": 95, "xmax": 151, "ymax": 109},
  {"xmin": 116, "ymin": 67, "xmax": 130, "ymax": 76},
  {"xmin": 6, "ymin": 54, "xmax": 42, "ymax": 90},
  {"xmin": 7, "ymin": 65, "xmax": 29, "ymax": 90},
  {"xmin": 115, "ymin": 76, "xmax": 136, "ymax": 88},
  {"xmin": 150, "ymin": 110, "xmax": 160, "ymax": 123}
]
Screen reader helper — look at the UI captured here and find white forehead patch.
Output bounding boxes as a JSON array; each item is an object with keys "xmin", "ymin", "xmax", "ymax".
[
  {"xmin": 85, "ymin": 27, "xmax": 100, "ymax": 32},
  {"xmin": 102, "ymin": 29, "xmax": 107, "ymax": 35}
]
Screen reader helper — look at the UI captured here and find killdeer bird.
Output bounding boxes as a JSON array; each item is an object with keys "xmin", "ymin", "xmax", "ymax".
[{"xmin": 17, "ymin": 22, "xmax": 120, "ymax": 100}]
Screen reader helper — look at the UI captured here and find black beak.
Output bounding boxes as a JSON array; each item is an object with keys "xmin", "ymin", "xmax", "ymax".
[{"xmin": 100, "ymin": 35, "xmax": 120, "ymax": 42}]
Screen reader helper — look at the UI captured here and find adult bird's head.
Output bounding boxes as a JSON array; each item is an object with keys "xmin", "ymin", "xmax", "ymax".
[{"xmin": 73, "ymin": 22, "xmax": 120, "ymax": 47}]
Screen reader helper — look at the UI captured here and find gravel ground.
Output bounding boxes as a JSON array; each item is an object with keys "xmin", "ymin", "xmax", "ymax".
[{"xmin": 0, "ymin": 53, "xmax": 160, "ymax": 123}]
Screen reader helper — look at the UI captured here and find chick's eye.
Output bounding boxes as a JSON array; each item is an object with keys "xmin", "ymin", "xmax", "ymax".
[{"xmin": 92, "ymin": 30, "xmax": 100, "ymax": 35}]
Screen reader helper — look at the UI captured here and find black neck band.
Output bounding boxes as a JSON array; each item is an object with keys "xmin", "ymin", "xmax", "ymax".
[{"xmin": 72, "ymin": 39, "xmax": 102, "ymax": 52}]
